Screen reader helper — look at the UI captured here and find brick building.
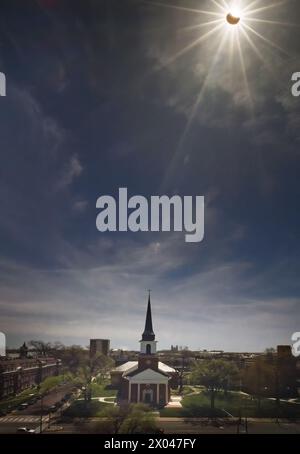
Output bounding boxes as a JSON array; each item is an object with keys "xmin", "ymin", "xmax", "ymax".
[
  {"xmin": 0, "ymin": 344, "xmax": 61, "ymax": 399},
  {"xmin": 90, "ymin": 339, "xmax": 110, "ymax": 357}
]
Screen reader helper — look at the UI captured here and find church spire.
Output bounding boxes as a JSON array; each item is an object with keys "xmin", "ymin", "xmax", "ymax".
[{"xmin": 142, "ymin": 291, "xmax": 155, "ymax": 341}]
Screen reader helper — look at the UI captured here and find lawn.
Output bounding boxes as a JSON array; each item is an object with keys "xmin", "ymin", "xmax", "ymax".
[
  {"xmin": 63, "ymin": 400, "xmax": 110, "ymax": 418},
  {"xmin": 160, "ymin": 391, "xmax": 300, "ymax": 419},
  {"xmin": 171, "ymin": 386, "xmax": 201, "ymax": 396},
  {"xmin": 90, "ymin": 382, "xmax": 117, "ymax": 398}
]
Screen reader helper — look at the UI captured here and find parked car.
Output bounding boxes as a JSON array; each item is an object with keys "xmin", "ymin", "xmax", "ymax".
[
  {"xmin": 18, "ymin": 403, "xmax": 29, "ymax": 410},
  {"xmin": 17, "ymin": 427, "xmax": 35, "ymax": 434}
]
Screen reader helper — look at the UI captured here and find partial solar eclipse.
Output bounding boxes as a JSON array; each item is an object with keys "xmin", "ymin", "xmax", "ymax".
[
  {"xmin": 226, "ymin": 13, "xmax": 240, "ymax": 25},
  {"xmin": 146, "ymin": 0, "xmax": 295, "ymax": 142}
]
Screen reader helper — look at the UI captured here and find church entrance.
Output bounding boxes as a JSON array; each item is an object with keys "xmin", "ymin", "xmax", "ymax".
[{"xmin": 142, "ymin": 388, "xmax": 153, "ymax": 404}]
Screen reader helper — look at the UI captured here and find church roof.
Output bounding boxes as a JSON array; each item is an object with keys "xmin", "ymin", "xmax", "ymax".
[
  {"xmin": 112, "ymin": 361, "xmax": 137, "ymax": 374},
  {"xmin": 141, "ymin": 293, "xmax": 155, "ymax": 341},
  {"xmin": 112, "ymin": 360, "xmax": 176, "ymax": 377}
]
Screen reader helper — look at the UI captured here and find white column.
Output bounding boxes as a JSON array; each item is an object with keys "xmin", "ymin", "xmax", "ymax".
[
  {"xmin": 165, "ymin": 383, "xmax": 168, "ymax": 404},
  {"xmin": 137, "ymin": 383, "xmax": 140, "ymax": 403},
  {"xmin": 128, "ymin": 381, "xmax": 131, "ymax": 403},
  {"xmin": 156, "ymin": 384, "xmax": 160, "ymax": 405}
]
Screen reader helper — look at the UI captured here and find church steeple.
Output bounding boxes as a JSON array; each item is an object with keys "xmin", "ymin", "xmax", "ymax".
[
  {"xmin": 140, "ymin": 291, "xmax": 157, "ymax": 355},
  {"xmin": 142, "ymin": 291, "xmax": 155, "ymax": 341}
]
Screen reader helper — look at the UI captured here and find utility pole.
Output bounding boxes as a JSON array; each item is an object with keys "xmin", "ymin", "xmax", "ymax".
[
  {"xmin": 276, "ymin": 356, "xmax": 280, "ymax": 424},
  {"xmin": 39, "ymin": 394, "xmax": 43, "ymax": 433}
]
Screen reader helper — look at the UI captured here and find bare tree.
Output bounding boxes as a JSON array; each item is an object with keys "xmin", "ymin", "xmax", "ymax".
[{"xmin": 29, "ymin": 340, "xmax": 52, "ymax": 356}]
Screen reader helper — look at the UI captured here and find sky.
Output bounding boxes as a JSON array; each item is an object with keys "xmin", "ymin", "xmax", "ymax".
[{"xmin": 0, "ymin": 0, "xmax": 299, "ymax": 352}]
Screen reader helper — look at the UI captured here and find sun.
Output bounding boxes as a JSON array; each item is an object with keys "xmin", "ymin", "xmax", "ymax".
[
  {"xmin": 226, "ymin": 3, "xmax": 243, "ymax": 26},
  {"xmin": 145, "ymin": 0, "xmax": 295, "ymax": 101},
  {"xmin": 143, "ymin": 0, "xmax": 297, "ymax": 188},
  {"xmin": 226, "ymin": 13, "xmax": 241, "ymax": 26}
]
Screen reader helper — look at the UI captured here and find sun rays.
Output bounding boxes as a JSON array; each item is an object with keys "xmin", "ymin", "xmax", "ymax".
[
  {"xmin": 145, "ymin": 0, "xmax": 297, "ymax": 92},
  {"xmin": 144, "ymin": 0, "xmax": 298, "ymax": 190}
]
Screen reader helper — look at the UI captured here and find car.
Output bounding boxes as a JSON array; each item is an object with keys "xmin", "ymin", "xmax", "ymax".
[
  {"xmin": 19, "ymin": 403, "xmax": 29, "ymax": 410},
  {"xmin": 17, "ymin": 403, "xmax": 29, "ymax": 411},
  {"xmin": 49, "ymin": 405, "xmax": 57, "ymax": 412},
  {"xmin": 17, "ymin": 427, "xmax": 35, "ymax": 434}
]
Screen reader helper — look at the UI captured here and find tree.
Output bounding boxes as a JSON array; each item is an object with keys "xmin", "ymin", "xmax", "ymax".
[
  {"xmin": 28, "ymin": 340, "xmax": 67, "ymax": 358},
  {"xmin": 190, "ymin": 359, "xmax": 239, "ymax": 409},
  {"xmin": 265, "ymin": 347, "xmax": 276, "ymax": 354},
  {"xmin": 120, "ymin": 404, "xmax": 158, "ymax": 434},
  {"xmin": 74, "ymin": 352, "xmax": 114, "ymax": 401},
  {"xmin": 178, "ymin": 348, "xmax": 193, "ymax": 394},
  {"xmin": 91, "ymin": 353, "xmax": 114, "ymax": 382},
  {"xmin": 39, "ymin": 376, "xmax": 63, "ymax": 395},
  {"xmin": 264, "ymin": 347, "xmax": 276, "ymax": 361},
  {"xmin": 90, "ymin": 404, "xmax": 158, "ymax": 434},
  {"xmin": 29, "ymin": 340, "xmax": 52, "ymax": 356},
  {"xmin": 60, "ymin": 345, "xmax": 88, "ymax": 375}
]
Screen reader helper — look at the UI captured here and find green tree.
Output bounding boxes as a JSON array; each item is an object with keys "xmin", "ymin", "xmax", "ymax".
[
  {"xmin": 90, "ymin": 404, "xmax": 158, "ymax": 434},
  {"xmin": 190, "ymin": 359, "xmax": 239, "ymax": 409},
  {"xmin": 61, "ymin": 345, "xmax": 88, "ymax": 375},
  {"xmin": 91, "ymin": 353, "xmax": 114, "ymax": 382},
  {"xmin": 39, "ymin": 375, "xmax": 64, "ymax": 394},
  {"xmin": 178, "ymin": 349, "xmax": 193, "ymax": 394},
  {"xmin": 76, "ymin": 353, "xmax": 115, "ymax": 401}
]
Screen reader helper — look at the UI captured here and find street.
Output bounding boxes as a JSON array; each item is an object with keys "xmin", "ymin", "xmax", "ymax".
[
  {"xmin": 0, "ymin": 384, "xmax": 76, "ymax": 435},
  {"xmin": 1, "ymin": 416, "xmax": 300, "ymax": 435},
  {"xmin": 0, "ymin": 420, "xmax": 37, "ymax": 434},
  {"xmin": 38, "ymin": 418, "xmax": 300, "ymax": 435}
]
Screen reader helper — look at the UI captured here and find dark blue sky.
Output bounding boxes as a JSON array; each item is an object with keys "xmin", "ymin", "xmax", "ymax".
[{"xmin": 0, "ymin": 0, "xmax": 299, "ymax": 351}]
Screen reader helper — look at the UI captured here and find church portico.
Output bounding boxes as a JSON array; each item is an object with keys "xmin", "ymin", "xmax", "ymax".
[
  {"xmin": 111, "ymin": 293, "xmax": 177, "ymax": 407},
  {"xmin": 126, "ymin": 368, "xmax": 169, "ymax": 405},
  {"xmin": 127, "ymin": 382, "xmax": 169, "ymax": 406}
]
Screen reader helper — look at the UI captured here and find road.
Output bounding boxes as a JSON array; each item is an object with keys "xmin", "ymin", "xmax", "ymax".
[
  {"xmin": 0, "ymin": 419, "xmax": 37, "ymax": 434},
  {"xmin": 0, "ymin": 384, "xmax": 76, "ymax": 435},
  {"xmin": 14, "ymin": 384, "xmax": 74, "ymax": 416},
  {"xmin": 1, "ymin": 418, "xmax": 300, "ymax": 435},
  {"xmin": 157, "ymin": 418, "xmax": 300, "ymax": 434},
  {"xmin": 37, "ymin": 418, "xmax": 300, "ymax": 434}
]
